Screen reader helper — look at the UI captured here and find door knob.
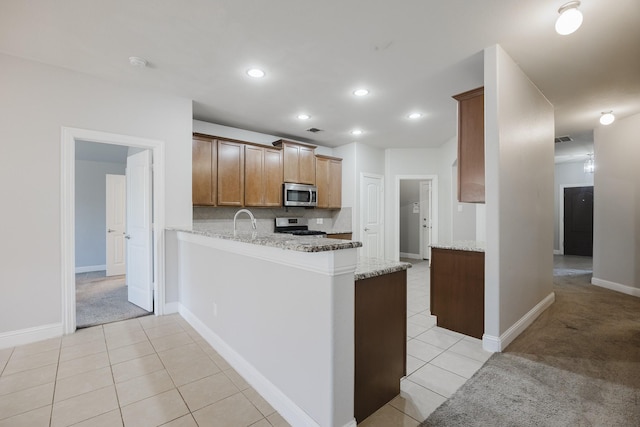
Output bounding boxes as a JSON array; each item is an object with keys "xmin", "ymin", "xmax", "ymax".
[
  {"xmin": 364, "ymin": 227, "xmax": 370, "ymax": 231},
  {"xmin": 124, "ymin": 235, "xmax": 131, "ymax": 240},
  {"xmin": 107, "ymin": 229, "xmax": 116, "ymax": 233}
]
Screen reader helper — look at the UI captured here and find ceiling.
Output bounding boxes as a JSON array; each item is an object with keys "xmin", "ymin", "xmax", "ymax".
[
  {"xmin": 75, "ymin": 140, "xmax": 129, "ymax": 163},
  {"xmin": 1, "ymin": 1, "xmax": 638, "ymax": 155}
]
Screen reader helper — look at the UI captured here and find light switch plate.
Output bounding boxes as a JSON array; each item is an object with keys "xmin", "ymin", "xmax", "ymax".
[{"xmin": 316, "ymin": 218, "xmax": 323, "ymax": 224}]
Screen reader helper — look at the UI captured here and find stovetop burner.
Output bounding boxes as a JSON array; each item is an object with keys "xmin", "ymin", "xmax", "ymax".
[{"xmin": 274, "ymin": 217, "xmax": 327, "ymax": 237}]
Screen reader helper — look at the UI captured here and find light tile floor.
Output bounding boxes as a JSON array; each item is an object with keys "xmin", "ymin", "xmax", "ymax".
[{"xmin": 0, "ymin": 259, "xmax": 490, "ymax": 427}]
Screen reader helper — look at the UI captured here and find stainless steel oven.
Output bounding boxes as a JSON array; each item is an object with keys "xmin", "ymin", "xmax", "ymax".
[{"xmin": 283, "ymin": 183, "xmax": 318, "ymax": 207}]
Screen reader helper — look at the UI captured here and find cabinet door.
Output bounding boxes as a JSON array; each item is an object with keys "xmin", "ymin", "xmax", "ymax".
[
  {"xmin": 263, "ymin": 148, "xmax": 283, "ymax": 206},
  {"xmin": 244, "ymin": 145, "xmax": 264, "ymax": 207},
  {"xmin": 192, "ymin": 136, "xmax": 216, "ymax": 206},
  {"xmin": 315, "ymin": 157, "xmax": 330, "ymax": 208},
  {"xmin": 217, "ymin": 140, "xmax": 244, "ymax": 206},
  {"xmin": 454, "ymin": 87, "xmax": 485, "ymax": 203},
  {"xmin": 329, "ymin": 159, "xmax": 342, "ymax": 208},
  {"xmin": 298, "ymin": 146, "xmax": 316, "ymax": 185},
  {"xmin": 283, "ymin": 144, "xmax": 300, "ymax": 183}
]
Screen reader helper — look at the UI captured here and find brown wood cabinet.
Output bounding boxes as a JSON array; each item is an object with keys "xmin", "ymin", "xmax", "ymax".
[
  {"xmin": 217, "ymin": 140, "xmax": 245, "ymax": 206},
  {"xmin": 245, "ymin": 145, "xmax": 282, "ymax": 207},
  {"xmin": 326, "ymin": 233, "xmax": 352, "ymax": 240},
  {"xmin": 192, "ymin": 135, "xmax": 217, "ymax": 206},
  {"xmin": 274, "ymin": 140, "xmax": 316, "ymax": 185},
  {"xmin": 453, "ymin": 87, "xmax": 485, "ymax": 203},
  {"xmin": 355, "ymin": 270, "xmax": 407, "ymax": 423},
  {"xmin": 316, "ymin": 155, "xmax": 342, "ymax": 209},
  {"xmin": 430, "ymin": 248, "xmax": 484, "ymax": 339}
]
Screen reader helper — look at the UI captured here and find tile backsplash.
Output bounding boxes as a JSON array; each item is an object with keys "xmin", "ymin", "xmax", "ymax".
[{"xmin": 193, "ymin": 206, "xmax": 352, "ymax": 234}]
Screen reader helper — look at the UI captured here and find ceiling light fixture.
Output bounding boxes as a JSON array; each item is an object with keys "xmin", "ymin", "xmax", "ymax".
[
  {"xmin": 555, "ymin": 1, "xmax": 583, "ymax": 35},
  {"xmin": 353, "ymin": 89, "xmax": 369, "ymax": 97},
  {"xmin": 600, "ymin": 111, "xmax": 615, "ymax": 125},
  {"xmin": 351, "ymin": 129, "xmax": 363, "ymax": 136},
  {"xmin": 408, "ymin": 112, "xmax": 422, "ymax": 119},
  {"xmin": 584, "ymin": 153, "xmax": 595, "ymax": 174},
  {"xmin": 128, "ymin": 56, "xmax": 148, "ymax": 68},
  {"xmin": 297, "ymin": 114, "xmax": 310, "ymax": 120},
  {"xmin": 246, "ymin": 68, "xmax": 265, "ymax": 78}
]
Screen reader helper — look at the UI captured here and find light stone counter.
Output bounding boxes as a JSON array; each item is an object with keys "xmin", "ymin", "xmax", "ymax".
[
  {"xmin": 431, "ymin": 240, "xmax": 485, "ymax": 252},
  {"xmin": 169, "ymin": 226, "xmax": 361, "ymax": 252},
  {"xmin": 355, "ymin": 257, "xmax": 412, "ymax": 281}
]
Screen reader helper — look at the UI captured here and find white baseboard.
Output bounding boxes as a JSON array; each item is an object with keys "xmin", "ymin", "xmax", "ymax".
[
  {"xmin": 0, "ymin": 323, "xmax": 63, "ymax": 350},
  {"xmin": 75, "ymin": 264, "xmax": 106, "ymax": 273},
  {"xmin": 553, "ymin": 249, "xmax": 561, "ymax": 255},
  {"xmin": 179, "ymin": 305, "xmax": 337, "ymax": 427},
  {"xmin": 482, "ymin": 292, "xmax": 555, "ymax": 352},
  {"xmin": 164, "ymin": 302, "xmax": 180, "ymax": 314},
  {"xmin": 592, "ymin": 277, "xmax": 640, "ymax": 297},
  {"xmin": 399, "ymin": 252, "xmax": 421, "ymax": 260}
]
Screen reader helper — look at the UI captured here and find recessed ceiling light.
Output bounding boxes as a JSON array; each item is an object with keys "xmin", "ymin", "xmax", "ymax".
[
  {"xmin": 297, "ymin": 114, "xmax": 310, "ymax": 120},
  {"xmin": 351, "ymin": 129, "xmax": 363, "ymax": 136},
  {"xmin": 599, "ymin": 111, "xmax": 615, "ymax": 125},
  {"xmin": 247, "ymin": 68, "xmax": 265, "ymax": 78},
  {"xmin": 408, "ymin": 112, "xmax": 422, "ymax": 119},
  {"xmin": 129, "ymin": 56, "xmax": 148, "ymax": 68},
  {"xmin": 353, "ymin": 89, "xmax": 369, "ymax": 97}
]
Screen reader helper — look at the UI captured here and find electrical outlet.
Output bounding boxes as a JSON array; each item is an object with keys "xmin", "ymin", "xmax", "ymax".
[{"xmin": 316, "ymin": 218, "xmax": 323, "ymax": 224}]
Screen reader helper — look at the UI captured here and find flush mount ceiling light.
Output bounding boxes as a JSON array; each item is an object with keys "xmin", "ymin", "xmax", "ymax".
[
  {"xmin": 408, "ymin": 112, "xmax": 422, "ymax": 119},
  {"xmin": 246, "ymin": 68, "xmax": 265, "ymax": 78},
  {"xmin": 353, "ymin": 89, "xmax": 369, "ymax": 97},
  {"xmin": 600, "ymin": 111, "xmax": 615, "ymax": 125},
  {"xmin": 351, "ymin": 129, "xmax": 363, "ymax": 136},
  {"xmin": 297, "ymin": 114, "xmax": 310, "ymax": 120},
  {"xmin": 584, "ymin": 153, "xmax": 595, "ymax": 173},
  {"xmin": 128, "ymin": 56, "xmax": 148, "ymax": 68},
  {"xmin": 555, "ymin": 1, "xmax": 583, "ymax": 35}
]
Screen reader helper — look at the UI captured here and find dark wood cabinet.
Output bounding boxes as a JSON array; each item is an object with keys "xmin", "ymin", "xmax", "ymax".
[
  {"xmin": 355, "ymin": 270, "xmax": 407, "ymax": 423},
  {"xmin": 430, "ymin": 248, "xmax": 484, "ymax": 339},
  {"xmin": 274, "ymin": 140, "xmax": 317, "ymax": 185},
  {"xmin": 316, "ymin": 155, "xmax": 342, "ymax": 209},
  {"xmin": 217, "ymin": 140, "xmax": 245, "ymax": 206},
  {"xmin": 453, "ymin": 87, "xmax": 485, "ymax": 203},
  {"xmin": 192, "ymin": 135, "xmax": 217, "ymax": 206},
  {"xmin": 326, "ymin": 233, "xmax": 352, "ymax": 240},
  {"xmin": 245, "ymin": 145, "xmax": 282, "ymax": 207}
]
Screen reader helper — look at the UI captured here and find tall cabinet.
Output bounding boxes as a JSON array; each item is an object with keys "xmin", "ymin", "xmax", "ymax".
[
  {"xmin": 316, "ymin": 155, "xmax": 342, "ymax": 209},
  {"xmin": 453, "ymin": 87, "xmax": 485, "ymax": 203},
  {"xmin": 192, "ymin": 134, "xmax": 217, "ymax": 206}
]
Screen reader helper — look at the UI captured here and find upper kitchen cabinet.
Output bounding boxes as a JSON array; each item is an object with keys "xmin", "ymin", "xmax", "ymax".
[
  {"xmin": 316, "ymin": 155, "xmax": 342, "ymax": 209},
  {"xmin": 273, "ymin": 140, "xmax": 316, "ymax": 185},
  {"xmin": 192, "ymin": 134, "xmax": 217, "ymax": 206},
  {"xmin": 453, "ymin": 87, "xmax": 485, "ymax": 203},
  {"xmin": 245, "ymin": 144, "xmax": 283, "ymax": 207},
  {"xmin": 217, "ymin": 140, "xmax": 245, "ymax": 206}
]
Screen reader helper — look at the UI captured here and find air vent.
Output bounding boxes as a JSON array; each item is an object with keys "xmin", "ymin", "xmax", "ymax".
[
  {"xmin": 306, "ymin": 128, "xmax": 322, "ymax": 133},
  {"xmin": 554, "ymin": 135, "xmax": 573, "ymax": 143}
]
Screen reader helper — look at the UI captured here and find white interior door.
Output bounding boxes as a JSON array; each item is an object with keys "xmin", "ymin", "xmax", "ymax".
[
  {"xmin": 360, "ymin": 174, "xmax": 384, "ymax": 259},
  {"xmin": 126, "ymin": 149, "xmax": 153, "ymax": 312},
  {"xmin": 420, "ymin": 181, "xmax": 432, "ymax": 260},
  {"xmin": 106, "ymin": 174, "xmax": 126, "ymax": 276}
]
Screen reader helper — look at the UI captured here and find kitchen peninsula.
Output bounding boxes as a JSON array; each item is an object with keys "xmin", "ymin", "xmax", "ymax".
[{"xmin": 167, "ymin": 227, "xmax": 409, "ymax": 427}]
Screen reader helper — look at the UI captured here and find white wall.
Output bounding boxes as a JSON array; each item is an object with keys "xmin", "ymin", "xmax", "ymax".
[
  {"xmin": 0, "ymin": 53, "xmax": 192, "ymax": 337},
  {"xmin": 399, "ymin": 181, "xmax": 420, "ymax": 255},
  {"xmin": 593, "ymin": 112, "xmax": 640, "ymax": 292},
  {"xmin": 484, "ymin": 45, "xmax": 555, "ymax": 348},
  {"xmin": 451, "ymin": 164, "xmax": 477, "ymax": 242},
  {"xmin": 553, "ymin": 161, "xmax": 594, "ymax": 252},
  {"xmin": 75, "ymin": 160, "xmax": 126, "ymax": 269}
]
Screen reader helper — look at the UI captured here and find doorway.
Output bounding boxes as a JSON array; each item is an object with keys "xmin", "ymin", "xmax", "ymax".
[
  {"xmin": 360, "ymin": 173, "xmax": 385, "ymax": 259},
  {"xmin": 395, "ymin": 175, "xmax": 438, "ymax": 261},
  {"xmin": 62, "ymin": 127, "xmax": 166, "ymax": 334},
  {"xmin": 562, "ymin": 186, "xmax": 594, "ymax": 256}
]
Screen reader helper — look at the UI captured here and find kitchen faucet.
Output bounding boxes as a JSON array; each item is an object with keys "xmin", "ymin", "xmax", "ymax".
[{"xmin": 233, "ymin": 209, "xmax": 257, "ymax": 232}]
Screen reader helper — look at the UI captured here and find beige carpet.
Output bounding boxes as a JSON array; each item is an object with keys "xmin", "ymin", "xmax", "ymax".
[
  {"xmin": 76, "ymin": 272, "xmax": 150, "ymax": 328},
  {"xmin": 422, "ymin": 261, "xmax": 640, "ymax": 426}
]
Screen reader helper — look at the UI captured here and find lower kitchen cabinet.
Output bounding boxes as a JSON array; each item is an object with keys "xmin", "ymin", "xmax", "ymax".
[
  {"xmin": 430, "ymin": 247, "xmax": 484, "ymax": 339},
  {"xmin": 355, "ymin": 270, "xmax": 407, "ymax": 423}
]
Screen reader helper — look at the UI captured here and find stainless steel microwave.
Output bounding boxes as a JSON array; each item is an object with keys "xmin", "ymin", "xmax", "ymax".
[{"xmin": 283, "ymin": 183, "xmax": 318, "ymax": 207}]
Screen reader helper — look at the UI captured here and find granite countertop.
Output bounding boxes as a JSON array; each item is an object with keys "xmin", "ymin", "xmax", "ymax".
[
  {"xmin": 431, "ymin": 241, "xmax": 485, "ymax": 252},
  {"xmin": 170, "ymin": 227, "xmax": 362, "ymax": 253},
  {"xmin": 325, "ymin": 230, "xmax": 353, "ymax": 235},
  {"xmin": 355, "ymin": 257, "xmax": 412, "ymax": 281}
]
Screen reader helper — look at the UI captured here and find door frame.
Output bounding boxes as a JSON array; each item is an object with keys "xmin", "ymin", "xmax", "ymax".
[
  {"xmin": 559, "ymin": 183, "xmax": 593, "ymax": 255},
  {"xmin": 419, "ymin": 181, "xmax": 432, "ymax": 260},
  {"xmin": 394, "ymin": 175, "xmax": 438, "ymax": 261},
  {"xmin": 61, "ymin": 127, "xmax": 166, "ymax": 334},
  {"xmin": 359, "ymin": 172, "xmax": 385, "ymax": 259}
]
